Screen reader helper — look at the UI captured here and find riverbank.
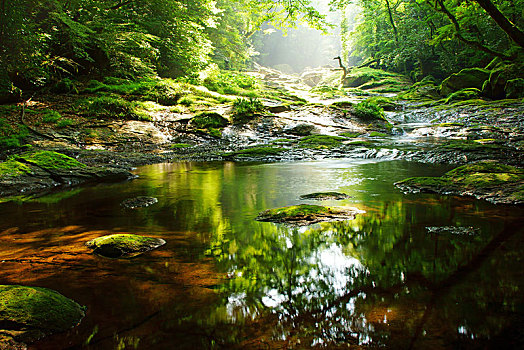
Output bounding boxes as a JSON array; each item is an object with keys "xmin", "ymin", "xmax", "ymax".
[{"xmin": 1, "ymin": 66, "xmax": 523, "ymax": 203}]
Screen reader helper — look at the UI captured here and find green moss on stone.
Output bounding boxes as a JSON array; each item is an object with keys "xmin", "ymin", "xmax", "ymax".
[
  {"xmin": 16, "ymin": 151, "xmax": 86, "ymax": 170},
  {"xmin": 0, "ymin": 159, "xmax": 32, "ymax": 177},
  {"xmin": 86, "ymin": 234, "xmax": 166, "ymax": 258},
  {"xmin": 298, "ymin": 135, "xmax": 345, "ymax": 149},
  {"xmin": 226, "ymin": 147, "xmax": 285, "ymax": 157},
  {"xmin": 0, "ymin": 285, "xmax": 85, "ymax": 340},
  {"xmin": 339, "ymin": 132, "xmax": 361, "ymax": 138},
  {"xmin": 369, "ymin": 132, "xmax": 388, "ymax": 137},
  {"xmin": 170, "ymin": 143, "xmax": 192, "ymax": 149},
  {"xmin": 190, "ymin": 112, "xmax": 229, "ymax": 129}
]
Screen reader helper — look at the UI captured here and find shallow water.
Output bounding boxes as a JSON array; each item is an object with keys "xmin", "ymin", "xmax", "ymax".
[{"xmin": 1, "ymin": 159, "xmax": 523, "ymax": 349}]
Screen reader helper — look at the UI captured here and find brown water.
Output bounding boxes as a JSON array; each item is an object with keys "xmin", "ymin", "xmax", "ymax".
[{"xmin": 1, "ymin": 159, "xmax": 523, "ymax": 349}]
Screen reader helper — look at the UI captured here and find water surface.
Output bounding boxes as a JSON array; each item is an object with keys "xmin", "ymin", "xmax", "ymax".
[{"xmin": 0, "ymin": 159, "xmax": 522, "ymax": 349}]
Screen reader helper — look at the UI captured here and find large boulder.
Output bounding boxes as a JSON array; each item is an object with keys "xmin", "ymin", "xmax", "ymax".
[
  {"xmin": 439, "ymin": 68, "xmax": 490, "ymax": 96},
  {"xmin": 0, "ymin": 285, "xmax": 85, "ymax": 345},
  {"xmin": 505, "ymin": 78, "xmax": 524, "ymax": 99},
  {"xmin": 482, "ymin": 64, "xmax": 524, "ymax": 99}
]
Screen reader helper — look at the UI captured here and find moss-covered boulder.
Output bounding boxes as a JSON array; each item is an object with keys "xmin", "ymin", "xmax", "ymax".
[
  {"xmin": 439, "ymin": 68, "xmax": 490, "ymax": 96},
  {"xmin": 86, "ymin": 234, "xmax": 166, "ymax": 258},
  {"xmin": 0, "ymin": 285, "xmax": 85, "ymax": 345},
  {"xmin": 505, "ymin": 78, "xmax": 524, "ymax": 99},
  {"xmin": 121, "ymin": 196, "xmax": 158, "ymax": 209},
  {"xmin": 395, "ymin": 161, "xmax": 524, "ymax": 205},
  {"xmin": 444, "ymin": 88, "xmax": 481, "ymax": 104},
  {"xmin": 190, "ymin": 112, "xmax": 229, "ymax": 129},
  {"xmin": 256, "ymin": 204, "xmax": 364, "ymax": 225},
  {"xmin": 299, "ymin": 192, "xmax": 350, "ymax": 200},
  {"xmin": 482, "ymin": 64, "xmax": 524, "ymax": 99}
]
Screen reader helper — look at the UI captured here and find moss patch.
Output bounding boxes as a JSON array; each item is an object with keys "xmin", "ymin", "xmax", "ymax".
[
  {"xmin": 16, "ymin": 151, "xmax": 86, "ymax": 170},
  {"xmin": 0, "ymin": 285, "xmax": 85, "ymax": 342},
  {"xmin": 190, "ymin": 112, "xmax": 229, "ymax": 129},
  {"xmin": 0, "ymin": 159, "xmax": 32, "ymax": 178},
  {"xmin": 225, "ymin": 147, "xmax": 286, "ymax": 157},
  {"xmin": 86, "ymin": 234, "xmax": 166, "ymax": 258},
  {"xmin": 298, "ymin": 135, "xmax": 345, "ymax": 149},
  {"xmin": 396, "ymin": 161, "xmax": 524, "ymax": 204}
]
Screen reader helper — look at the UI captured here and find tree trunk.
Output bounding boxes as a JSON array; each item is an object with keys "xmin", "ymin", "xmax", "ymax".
[
  {"xmin": 474, "ymin": 0, "xmax": 524, "ymax": 48},
  {"xmin": 385, "ymin": 0, "xmax": 398, "ymax": 42}
]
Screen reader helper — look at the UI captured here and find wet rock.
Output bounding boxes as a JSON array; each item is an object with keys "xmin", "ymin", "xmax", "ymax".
[
  {"xmin": 256, "ymin": 204, "xmax": 364, "ymax": 226},
  {"xmin": 285, "ymin": 124, "xmax": 316, "ymax": 136},
  {"xmin": 267, "ymin": 105, "xmax": 292, "ymax": 114},
  {"xmin": 86, "ymin": 234, "xmax": 166, "ymax": 258},
  {"xmin": 395, "ymin": 161, "xmax": 524, "ymax": 205},
  {"xmin": 0, "ymin": 285, "xmax": 85, "ymax": 346},
  {"xmin": 300, "ymin": 192, "xmax": 350, "ymax": 200},
  {"xmin": 439, "ymin": 68, "xmax": 490, "ymax": 96},
  {"xmin": 121, "ymin": 196, "xmax": 158, "ymax": 209},
  {"xmin": 482, "ymin": 63, "xmax": 524, "ymax": 99},
  {"xmin": 426, "ymin": 226, "xmax": 480, "ymax": 236}
]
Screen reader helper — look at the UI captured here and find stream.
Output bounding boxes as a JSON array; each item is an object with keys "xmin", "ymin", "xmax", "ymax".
[{"xmin": 1, "ymin": 159, "xmax": 523, "ymax": 349}]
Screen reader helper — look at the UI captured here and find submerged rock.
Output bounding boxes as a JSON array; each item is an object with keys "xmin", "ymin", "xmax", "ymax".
[
  {"xmin": 300, "ymin": 192, "xmax": 350, "ymax": 200},
  {"xmin": 121, "ymin": 196, "xmax": 158, "ymax": 209},
  {"xmin": 256, "ymin": 204, "xmax": 364, "ymax": 226},
  {"xmin": 395, "ymin": 161, "xmax": 524, "ymax": 205},
  {"xmin": 0, "ymin": 285, "xmax": 85, "ymax": 345},
  {"xmin": 86, "ymin": 234, "xmax": 166, "ymax": 258},
  {"xmin": 426, "ymin": 226, "xmax": 480, "ymax": 236}
]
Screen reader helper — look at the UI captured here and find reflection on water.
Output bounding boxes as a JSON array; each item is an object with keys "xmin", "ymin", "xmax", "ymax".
[{"xmin": 0, "ymin": 160, "xmax": 523, "ymax": 349}]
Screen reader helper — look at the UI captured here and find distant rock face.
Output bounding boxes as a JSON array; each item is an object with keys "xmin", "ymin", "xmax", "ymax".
[
  {"xmin": 121, "ymin": 196, "xmax": 158, "ymax": 209},
  {"xmin": 256, "ymin": 204, "xmax": 365, "ymax": 226},
  {"xmin": 86, "ymin": 234, "xmax": 166, "ymax": 258},
  {"xmin": 299, "ymin": 192, "xmax": 350, "ymax": 200},
  {"xmin": 0, "ymin": 285, "xmax": 85, "ymax": 346}
]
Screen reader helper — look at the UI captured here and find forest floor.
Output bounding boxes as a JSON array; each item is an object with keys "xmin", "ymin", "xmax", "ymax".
[{"xmin": 1, "ymin": 65, "xmax": 523, "ymax": 201}]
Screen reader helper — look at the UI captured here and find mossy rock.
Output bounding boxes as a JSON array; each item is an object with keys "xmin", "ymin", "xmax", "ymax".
[
  {"xmin": 190, "ymin": 112, "xmax": 229, "ymax": 129},
  {"xmin": 15, "ymin": 151, "xmax": 86, "ymax": 170},
  {"xmin": 86, "ymin": 234, "xmax": 166, "ymax": 258},
  {"xmin": 0, "ymin": 285, "xmax": 85, "ymax": 344},
  {"xmin": 439, "ymin": 68, "xmax": 490, "ymax": 96},
  {"xmin": 444, "ymin": 88, "xmax": 481, "ymax": 104},
  {"xmin": 505, "ymin": 78, "xmax": 524, "ymax": 99},
  {"xmin": 120, "ymin": 196, "xmax": 158, "ymax": 209},
  {"xmin": 482, "ymin": 64, "xmax": 524, "ymax": 99},
  {"xmin": 299, "ymin": 192, "xmax": 350, "ymax": 200},
  {"xmin": 395, "ymin": 161, "xmax": 524, "ymax": 204},
  {"xmin": 256, "ymin": 204, "xmax": 364, "ymax": 225},
  {"xmin": 298, "ymin": 135, "xmax": 346, "ymax": 149}
]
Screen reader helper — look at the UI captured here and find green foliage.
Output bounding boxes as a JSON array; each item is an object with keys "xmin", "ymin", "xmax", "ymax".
[
  {"xmin": 202, "ymin": 70, "xmax": 259, "ymax": 96},
  {"xmin": 0, "ymin": 118, "xmax": 29, "ymax": 149},
  {"xmin": 352, "ymin": 100, "xmax": 385, "ymax": 121},
  {"xmin": 231, "ymin": 97, "xmax": 265, "ymax": 124},
  {"xmin": 80, "ymin": 96, "xmax": 153, "ymax": 120}
]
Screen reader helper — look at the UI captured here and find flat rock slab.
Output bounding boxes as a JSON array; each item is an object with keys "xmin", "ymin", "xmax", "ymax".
[
  {"xmin": 256, "ymin": 204, "xmax": 364, "ymax": 226},
  {"xmin": 86, "ymin": 234, "xmax": 166, "ymax": 258},
  {"xmin": 0, "ymin": 285, "xmax": 85, "ymax": 345},
  {"xmin": 299, "ymin": 192, "xmax": 350, "ymax": 200},
  {"xmin": 121, "ymin": 196, "xmax": 158, "ymax": 209},
  {"xmin": 395, "ymin": 161, "xmax": 524, "ymax": 205}
]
